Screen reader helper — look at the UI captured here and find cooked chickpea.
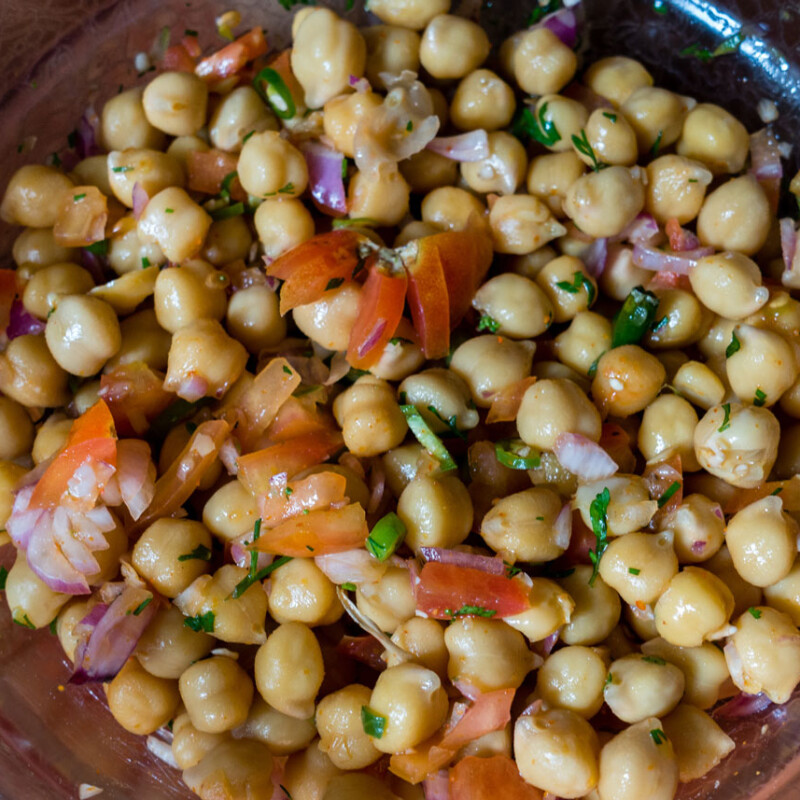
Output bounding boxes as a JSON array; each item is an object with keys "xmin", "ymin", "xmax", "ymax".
[
  {"xmin": 398, "ymin": 368, "xmax": 479, "ymax": 433},
  {"xmin": 662, "ymin": 704, "xmax": 735, "ymax": 783},
  {"xmin": 293, "ymin": 281, "xmax": 362, "ymax": 351},
  {"xmin": 367, "ymin": 0, "xmax": 450, "ymax": 29},
  {"xmin": 209, "ymin": 86, "xmax": 278, "ymax": 152},
  {"xmin": 481, "ymin": 487, "xmax": 567, "ymax": 563},
  {"xmin": 105, "ymin": 309, "xmax": 171, "ymax": 371},
  {"xmin": 107, "ymin": 148, "xmax": 184, "ymax": 209},
  {"xmin": 386, "ymin": 617, "xmax": 448, "ymax": 677},
  {"xmin": 237, "ymin": 131, "xmax": 308, "ymax": 199},
  {"xmin": 638, "ymin": 394, "xmax": 699, "ymax": 469},
  {"xmin": 202, "ymin": 215, "xmax": 252, "ymax": 266},
  {"xmin": 182, "ymin": 739, "xmax": 274, "ymax": 800},
  {"xmin": 4, "ymin": 554, "xmax": 69, "ymax": 629},
  {"xmin": 517, "ymin": 377, "xmax": 601, "ymax": 449},
  {"xmin": 667, "ymin": 493, "xmax": 726, "ymax": 564},
  {"xmin": 513, "ymin": 27, "xmax": 577, "ymax": 95},
  {"xmin": 180, "ymin": 656, "xmax": 254, "ymax": 734},
  {"xmin": 137, "ymin": 186, "xmax": 212, "ymax": 263},
  {"xmin": 583, "ymin": 107, "xmax": 638, "ymax": 166},
  {"xmin": 171, "ymin": 712, "xmax": 228, "ymax": 770},
  {"xmin": 363, "ymin": 25, "xmax": 421, "ymax": 89},
  {"xmin": 154, "ymin": 261, "xmax": 227, "ymax": 333},
  {"xmin": 396, "ymin": 473, "xmax": 472, "ymax": 553},
  {"xmin": 621, "ymin": 87, "xmax": 687, "ymax": 153},
  {"xmin": 54, "ymin": 598, "xmax": 92, "ymax": 662},
  {"xmin": 225, "ymin": 285, "xmax": 286, "ymax": 354},
  {"xmin": 693, "ymin": 402, "xmax": 779, "ymax": 488},
  {"xmin": 70, "ymin": 155, "xmax": 113, "ymax": 196},
  {"xmin": 166, "ymin": 135, "xmax": 210, "ymax": 168},
  {"xmin": 697, "ymin": 175, "xmax": 772, "ymax": 256},
  {"xmin": 727, "ymin": 606, "xmax": 800, "ymax": 703},
  {"xmin": 0, "ymin": 461, "xmax": 27, "ymax": 529},
  {"xmin": 368, "ymin": 326, "xmax": 426, "ymax": 383},
  {"xmin": 22, "ymin": 262, "xmax": 95, "ymax": 320},
  {"xmin": 348, "ymin": 167, "xmax": 411, "ymax": 226},
  {"xmin": 107, "ymin": 220, "xmax": 166, "ymax": 275},
  {"xmin": 592, "ymin": 345, "xmax": 665, "ymax": 417},
  {"xmin": 472, "ymin": 274, "xmax": 552, "ymax": 340},
  {"xmin": 672, "ymin": 360, "xmax": 725, "ymax": 411},
  {"xmin": 253, "ymin": 197, "xmax": 314, "ymax": 262},
  {"xmin": 0, "ymin": 333, "xmax": 70, "ymax": 408},
  {"xmin": 323, "ymin": 92, "xmax": 383, "ymax": 159},
  {"xmin": 282, "ymin": 740, "xmax": 344, "ymax": 800},
  {"xmin": 269, "ymin": 557, "xmax": 341, "ymax": 626},
  {"xmin": 421, "ymin": 186, "xmax": 485, "ymax": 232},
  {"xmin": 0, "ymin": 165, "xmax": 74, "ymax": 227},
  {"xmin": 101, "ymin": 86, "xmax": 166, "ymax": 151},
  {"xmin": 705, "ymin": 544, "xmax": 763, "ymax": 618},
  {"xmin": 598, "ymin": 244, "xmax": 651, "ymax": 302},
  {"xmin": 325, "ymin": 774, "xmax": 409, "ymax": 800},
  {"xmin": 399, "ymin": 150, "xmax": 459, "ymax": 194},
  {"xmin": 489, "ymin": 194, "xmax": 566, "ymax": 255},
  {"xmin": 31, "ymin": 413, "xmax": 72, "ymax": 464},
  {"xmin": 554, "ymin": 311, "xmax": 612, "ymax": 376},
  {"xmin": 450, "ymin": 68, "xmax": 515, "ymax": 131},
  {"xmin": 583, "ymin": 56, "xmax": 653, "ymax": 106},
  {"xmin": 316, "ymin": 684, "xmax": 382, "ymax": 769},
  {"xmin": 537, "ymin": 645, "xmax": 608, "ymax": 719},
  {"xmin": 164, "ymin": 319, "xmax": 247, "ymax": 400},
  {"xmin": 419, "ymin": 14, "xmax": 489, "ymax": 79},
  {"xmin": 107, "ymin": 657, "xmax": 180, "ymax": 736},
  {"xmin": 597, "ymin": 717, "xmax": 679, "ymax": 800},
  {"xmin": 645, "ymin": 155, "xmax": 712, "ymax": 225},
  {"xmin": 514, "ymin": 707, "xmax": 599, "ymax": 798},
  {"xmin": 598, "ymin": 531, "xmax": 678, "ymax": 605},
  {"xmin": 461, "ymin": 131, "xmax": 527, "ymax": 196},
  {"xmin": 560, "ymin": 566, "xmax": 621, "ymax": 646},
  {"xmin": 449, "ymin": 334, "xmax": 536, "ymax": 408},
  {"xmin": 527, "ymin": 151, "xmax": 586, "ymax": 217},
  {"xmin": 534, "ymin": 95, "xmax": 589, "ymax": 155},
  {"xmin": 676, "ymin": 103, "xmax": 750, "ymax": 174},
  {"xmin": 0, "ymin": 397, "xmax": 33, "ymax": 461},
  {"xmin": 142, "ymin": 71, "xmax": 207, "ymax": 136},
  {"xmin": 132, "ymin": 518, "xmax": 213, "ymax": 598},
  {"xmin": 647, "ymin": 289, "xmax": 710, "ymax": 351},
  {"xmin": 564, "ymin": 166, "xmax": 646, "ymax": 239},
  {"xmin": 764, "ymin": 556, "xmax": 800, "ymax": 626},
  {"xmin": 500, "ymin": 578, "xmax": 570, "ymax": 643},
  {"xmin": 233, "ymin": 696, "xmax": 316, "ymax": 756},
  {"xmin": 12, "ymin": 227, "xmax": 76, "ymax": 269}
]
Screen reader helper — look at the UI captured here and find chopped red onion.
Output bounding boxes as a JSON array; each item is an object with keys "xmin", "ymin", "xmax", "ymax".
[
  {"xmin": 713, "ymin": 691, "xmax": 772, "ymax": 719},
  {"xmin": 534, "ymin": 8, "xmax": 578, "ymax": 48},
  {"xmin": 116, "ymin": 439, "xmax": 155, "ymax": 521},
  {"xmin": 219, "ymin": 438, "xmax": 240, "ymax": 476},
  {"xmin": 325, "ymin": 350, "xmax": 351, "ymax": 386},
  {"xmin": 315, "ymin": 548, "xmax": 387, "ymax": 585},
  {"xmin": 553, "ymin": 503, "xmax": 572, "ymax": 550},
  {"xmin": 780, "ymin": 217, "xmax": 797, "ymax": 273},
  {"xmin": 423, "ymin": 771, "xmax": 451, "ymax": 800},
  {"xmin": 553, "ymin": 432, "xmax": 619, "ymax": 481},
  {"xmin": 132, "ymin": 182, "xmax": 150, "ymax": 220},
  {"xmin": 173, "ymin": 374, "xmax": 210, "ymax": 402},
  {"xmin": 348, "ymin": 74, "xmax": 371, "ymax": 93},
  {"xmin": 633, "ymin": 243, "xmax": 714, "ymax": 275},
  {"xmin": 76, "ymin": 106, "xmax": 102, "ymax": 159},
  {"xmin": 79, "ymin": 248, "xmax": 107, "ymax": 285},
  {"xmin": 541, "ymin": 629, "xmax": 560, "ymax": 655},
  {"xmin": 357, "ymin": 318, "xmax": 388, "ymax": 359},
  {"xmin": 419, "ymin": 546, "xmax": 506, "ymax": 575},
  {"xmin": 618, "ymin": 213, "xmax": 660, "ymax": 245},
  {"xmin": 336, "ymin": 634, "xmax": 387, "ymax": 672},
  {"xmin": 453, "ymin": 680, "xmax": 481, "ymax": 701},
  {"xmin": 691, "ymin": 539, "xmax": 707, "ymax": 554},
  {"xmin": 750, "ymin": 128, "xmax": 783, "ymax": 181},
  {"xmin": 426, "ymin": 129, "xmax": 490, "ymax": 162},
  {"xmin": 7, "ymin": 299, "xmax": 45, "ymax": 339},
  {"xmin": 299, "ymin": 140, "xmax": 347, "ymax": 215},
  {"xmin": 581, "ymin": 237, "xmax": 607, "ymax": 277}
]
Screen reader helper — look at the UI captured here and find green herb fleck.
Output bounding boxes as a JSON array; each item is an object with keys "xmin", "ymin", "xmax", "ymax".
[
  {"xmin": 771, "ymin": 487, "xmax": 784, "ymax": 496},
  {"xmin": 718, "ymin": 403, "xmax": 732, "ymax": 432},
  {"xmin": 726, "ymin": 330, "xmax": 741, "ymax": 358},
  {"xmin": 681, "ymin": 31, "xmax": 745, "ymax": 62},
  {"xmin": 572, "ymin": 129, "xmax": 609, "ymax": 172},
  {"xmin": 401, "ymin": 405, "xmax": 457, "ymax": 472},
  {"xmin": 650, "ymin": 130, "xmax": 664, "ymax": 158},
  {"xmin": 588, "ymin": 487, "xmax": 611, "ymax": 586},
  {"xmin": 642, "ymin": 655, "xmax": 667, "ymax": 665},
  {"xmin": 209, "ymin": 202, "xmax": 244, "ymax": 221},
  {"xmin": 650, "ymin": 728, "xmax": 667, "ymax": 745},
  {"xmin": 49, "ymin": 617, "xmax": 58, "ymax": 635},
  {"xmin": 141, "ymin": 256, "xmax": 151, "ymax": 268},
  {"xmin": 111, "ymin": 165, "xmax": 133, "ymax": 173},
  {"xmin": 612, "ymin": 286, "xmax": 660, "ymax": 347},
  {"xmin": 653, "ymin": 0, "xmax": 668, "ymax": 14},
  {"xmin": 628, "ymin": 567, "xmax": 641, "ymax": 575},
  {"xmin": 220, "ymin": 170, "xmax": 238, "ymax": 201},
  {"xmin": 504, "ymin": 561, "xmax": 522, "ymax": 577},
  {"xmin": 49, "ymin": 152, "xmax": 62, "ymax": 167},
  {"xmin": 688, "ymin": 178, "xmax": 698, "ymax": 183},
  {"xmin": 131, "ymin": 597, "xmax": 152, "ymax": 616},
  {"xmin": 603, "ymin": 112, "xmax": 618, "ymax": 122},
  {"xmin": 278, "ymin": 183, "xmax": 294, "ymax": 195},
  {"xmin": 242, "ymin": 130, "xmax": 255, "ymax": 143},
  {"xmin": 341, "ymin": 582, "xmax": 356, "ymax": 592},
  {"xmin": 556, "ymin": 270, "xmax": 596, "ymax": 305},
  {"xmin": 73, "ymin": 193, "xmax": 86, "ymax": 202},
  {"xmin": 183, "ymin": 611, "xmax": 216, "ymax": 632},
  {"xmin": 325, "ymin": 277, "xmax": 345, "ymax": 291},
  {"xmin": 495, "ymin": 439, "xmax": 541, "ymax": 470},
  {"xmin": 406, "ymin": 120, "xmax": 413, "ymax": 132},
  {"xmin": 332, "ymin": 217, "xmax": 379, "ymax": 230},
  {"xmin": 446, "ymin": 605, "xmax": 497, "ymax": 619},
  {"xmin": 657, "ymin": 481, "xmax": 681, "ymax": 508},
  {"xmin": 754, "ymin": 388, "xmax": 767, "ymax": 407},
  {"xmin": 253, "ymin": 518, "xmax": 262, "ymax": 541},
  {"xmin": 526, "ymin": 0, "xmax": 562, "ymax": 26},
  {"xmin": 748, "ymin": 606, "xmax": 762, "ymax": 619},
  {"xmin": 13, "ymin": 614, "xmax": 35, "ymax": 629},
  {"xmin": 366, "ymin": 512, "xmax": 407, "ymax": 561},
  {"xmin": 0, "ymin": 566, "xmax": 7, "ymax": 591},
  {"xmin": 426, "ymin": 405, "xmax": 466, "ymax": 441},
  {"xmin": 184, "ymin": 28, "xmax": 198, "ymax": 36},
  {"xmin": 511, "ymin": 102, "xmax": 562, "ymax": 148},
  {"xmin": 165, "ymin": 207, "xmax": 174, "ymax": 213},
  {"xmin": 178, "ymin": 544, "xmax": 212, "ymax": 562},
  {"xmin": 253, "ymin": 66, "xmax": 297, "ymax": 119},
  {"xmin": 283, "ymin": 365, "xmax": 293, "ymax": 376},
  {"xmin": 303, "ymin": 509, "xmax": 310, "ymax": 515},
  {"xmin": 605, "ymin": 672, "xmax": 613, "ymax": 687},
  {"xmin": 280, "ymin": 785, "xmax": 293, "ymax": 800},
  {"xmin": 85, "ymin": 239, "xmax": 109, "ymax": 256},
  {"xmin": 361, "ymin": 706, "xmax": 387, "ymax": 738},
  {"xmin": 477, "ymin": 314, "xmax": 500, "ymax": 333}
]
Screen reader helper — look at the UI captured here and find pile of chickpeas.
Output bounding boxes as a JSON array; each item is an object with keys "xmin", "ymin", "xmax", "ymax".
[{"xmin": 2, "ymin": 1, "xmax": 800, "ymax": 799}]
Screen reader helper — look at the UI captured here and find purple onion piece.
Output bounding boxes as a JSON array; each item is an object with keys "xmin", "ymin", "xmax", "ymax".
[
  {"xmin": 426, "ymin": 130, "xmax": 490, "ymax": 162},
  {"xmin": 419, "ymin": 546, "xmax": 506, "ymax": 575},
  {"xmin": 7, "ymin": 299, "xmax": 45, "ymax": 339},
  {"xmin": 300, "ymin": 140, "xmax": 347, "ymax": 215}
]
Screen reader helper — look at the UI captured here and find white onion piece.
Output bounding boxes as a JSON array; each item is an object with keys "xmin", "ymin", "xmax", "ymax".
[
  {"xmin": 219, "ymin": 438, "xmax": 240, "ymax": 476},
  {"xmin": 116, "ymin": 439, "xmax": 156, "ymax": 521},
  {"xmin": 78, "ymin": 785, "xmax": 104, "ymax": 799},
  {"xmin": 426, "ymin": 129, "xmax": 490, "ymax": 162},
  {"xmin": 633, "ymin": 243, "xmax": 714, "ymax": 275},
  {"xmin": 315, "ymin": 549, "xmax": 388, "ymax": 585},
  {"xmin": 172, "ymin": 374, "xmax": 209, "ymax": 402},
  {"xmin": 617, "ymin": 212, "xmax": 660, "ymax": 245},
  {"xmin": 132, "ymin": 182, "xmax": 149, "ymax": 220},
  {"xmin": 553, "ymin": 504, "xmax": 573, "ymax": 550},
  {"xmin": 780, "ymin": 218, "xmax": 800, "ymax": 289},
  {"xmin": 554, "ymin": 432, "xmax": 619, "ymax": 482},
  {"xmin": 724, "ymin": 640, "xmax": 745, "ymax": 691},
  {"xmin": 231, "ymin": 534, "xmax": 273, "ymax": 571}
]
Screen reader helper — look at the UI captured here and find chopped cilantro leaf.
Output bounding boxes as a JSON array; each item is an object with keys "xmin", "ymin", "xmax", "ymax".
[
  {"xmin": 325, "ymin": 277, "xmax": 345, "ymax": 291},
  {"xmin": 657, "ymin": 481, "xmax": 681, "ymax": 508},
  {"xmin": 361, "ymin": 706, "xmax": 387, "ymax": 738},
  {"xmin": 183, "ymin": 611, "xmax": 216, "ymax": 632},
  {"xmin": 725, "ymin": 330, "xmax": 741, "ymax": 358},
  {"xmin": 178, "ymin": 544, "xmax": 212, "ymax": 562},
  {"xmin": 650, "ymin": 728, "xmax": 667, "ymax": 745},
  {"xmin": 748, "ymin": 606, "xmax": 762, "ymax": 619},
  {"xmin": 572, "ymin": 129, "xmax": 609, "ymax": 172},
  {"xmin": 511, "ymin": 102, "xmax": 562, "ymax": 148},
  {"xmin": 718, "ymin": 403, "xmax": 732, "ymax": 432},
  {"xmin": 754, "ymin": 388, "xmax": 767, "ymax": 407},
  {"xmin": 588, "ymin": 487, "xmax": 611, "ymax": 586},
  {"xmin": 0, "ymin": 566, "xmax": 7, "ymax": 590},
  {"xmin": 445, "ymin": 605, "xmax": 497, "ymax": 619},
  {"xmin": 477, "ymin": 314, "xmax": 500, "ymax": 333}
]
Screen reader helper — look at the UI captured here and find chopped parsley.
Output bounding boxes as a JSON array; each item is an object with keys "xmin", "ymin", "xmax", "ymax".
[
  {"xmin": 650, "ymin": 129, "xmax": 664, "ymax": 157},
  {"xmin": 361, "ymin": 706, "xmax": 387, "ymax": 738},
  {"xmin": 220, "ymin": 170, "xmax": 238, "ymax": 201},
  {"xmin": 85, "ymin": 239, "xmax": 109, "ymax": 255},
  {"xmin": 477, "ymin": 314, "xmax": 500, "ymax": 333},
  {"xmin": 183, "ymin": 611, "xmax": 216, "ymax": 633},
  {"xmin": 325, "ymin": 277, "xmax": 345, "ymax": 291},
  {"xmin": 231, "ymin": 556, "xmax": 293, "ymax": 599},
  {"xmin": 73, "ymin": 193, "xmax": 86, "ymax": 202},
  {"xmin": 511, "ymin": 102, "xmax": 562, "ymax": 148},
  {"xmin": 650, "ymin": 728, "xmax": 668, "ymax": 745},
  {"xmin": 445, "ymin": 605, "xmax": 497, "ymax": 619},
  {"xmin": 555, "ymin": 270, "xmax": 596, "ymax": 304},
  {"xmin": 426, "ymin": 405, "xmax": 466, "ymax": 440},
  {"xmin": 130, "ymin": 597, "xmax": 152, "ymax": 616},
  {"xmin": 141, "ymin": 256, "xmax": 151, "ymax": 268},
  {"xmin": 0, "ymin": 566, "xmax": 7, "ymax": 591},
  {"xmin": 111, "ymin": 165, "xmax": 133, "ymax": 173},
  {"xmin": 681, "ymin": 31, "xmax": 745, "ymax": 62},
  {"xmin": 612, "ymin": 286, "xmax": 660, "ymax": 347},
  {"xmin": 771, "ymin": 487, "xmax": 784, "ymax": 496},
  {"xmin": 253, "ymin": 518, "xmax": 262, "ymax": 541},
  {"xmin": 210, "ymin": 202, "xmax": 245, "ymax": 220},
  {"xmin": 605, "ymin": 672, "xmax": 613, "ymax": 687},
  {"xmin": 657, "ymin": 481, "xmax": 681, "ymax": 508},
  {"xmin": 725, "ymin": 330, "xmax": 741, "ymax": 358},
  {"xmin": 280, "ymin": 785, "xmax": 293, "ymax": 800},
  {"xmin": 642, "ymin": 655, "xmax": 666, "ymax": 665},
  {"xmin": 177, "ymin": 544, "xmax": 212, "ymax": 562},
  {"xmin": 748, "ymin": 607, "xmax": 762, "ymax": 619},
  {"xmin": 242, "ymin": 130, "xmax": 255, "ymax": 143},
  {"xmin": 49, "ymin": 618, "xmax": 58, "ymax": 635},
  {"xmin": 718, "ymin": 403, "xmax": 731, "ymax": 432},
  {"xmin": 588, "ymin": 487, "xmax": 611, "ymax": 586},
  {"xmin": 603, "ymin": 112, "xmax": 618, "ymax": 122},
  {"xmin": 504, "ymin": 562, "xmax": 522, "ymax": 578},
  {"xmin": 341, "ymin": 582, "xmax": 356, "ymax": 592},
  {"xmin": 282, "ymin": 365, "xmax": 293, "ymax": 376},
  {"xmin": 628, "ymin": 567, "xmax": 641, "ymax": 575},
  {"xmin": 754, "ymin": 388, "xmax": 767, "ymax": 407},
  {"xmin": 165, "ymin": 207, "xmax": 174, "ymax": 213},
  {"xmin": 332, "ymin": 217, "xmax": 380, "ymax": 230},
  {"xmin": 572, "ymin": 129, "xmax": 608, "ymax": 172},
  {"xmin": 406, "ymin": 120, "xmax": 413, "ymax": 132}
]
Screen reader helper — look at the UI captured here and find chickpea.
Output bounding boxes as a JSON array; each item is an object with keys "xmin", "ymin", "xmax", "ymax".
[
  {"xmin": 369, "ymin": 662, "xmax": 449, "ymax": 754},
  {"xmin": 105, "ymin": 309, "xmax": 171, "ymax": 372},
  {"xmin": 132, "ymin": 518, "xmax": 213, "ymax": 598},
  {"xmin": 421, "ymin": 186, "xmax": 485, "ymax": 232},
  {"xmin": 137, "ymin": 187, "xmax": 212, "ymax": 263},
  {"xmin": 316, "ymin": 684, "xmax": 381, "ymax": 769},
  {"xmin": 0, "ymin": 397, "xmax": 33, "ymax": 461},
  {"xmin": 537, "ymin": 645, "xmax": 608, "ymax": 719},
  {"xmin": 645, "ymin": 155, "xmax": 713, "ymax": 225},
  {"xmin": 527, "ymin": 151, "xmax": 587, "ymax": 217},
  {"xmin": 154, "ymin": 261, "xmax": 227, "ymax": 334},
  {"xmin": 598, "ymin": 531, "xmax": 679, "ymax": 605},
  {"xmin": 638, "ymin": 394, "xmax": 699, "ymax": 470},
  {"xmin": 564, "ymin": 166, "xmax": 646, "ymax": 239},
  {"xmin": 367, "ymin": 0, "xmax": 450, "ymax": 29},
  {"xmin": 449, "ymin": 68, "xmax": 515, "ymax": 131},
  {"xmin": 399, "ymin": 368, "xmax": 478, "ymax": 434},
  {"xmin": 179, "ymin": 656, "xmax": 254, "ymax": 734},
  {"xmin": 399, "ymin": 150, "xmax": 459, "ymax": 194},
  {"xmin": 4, "ymin": 554, "xmax": 69, "ymax": 629},
  {"xmin": 502, "ymin": 578, "xmax": 574, "ymax": 643},
  {"xmin": 293, "ymin": 281, "xmax": 362, "ymax": 351},
  {"xmin": 90, "ymin": 516, "xmax": 128, "ymax": 585},
  {"xmin": 481, "ymin": 487, "xmax": 567, "ymax": 564},
  {"xmin": 347, "ymin": 168, "xmax": 411, "ymax": 227},
  {"xmin": 693, "ymin": 402, "xmax": 779, "ymax": 488},
  {"xmin": 296, "ymin": 463, "xmax": 370, "ymax": 510},
  {"xmin": 489, "ymin": 194, "xmax": 566, "ymax": 255},
  {"xmin": 514, "ymin": 708, "xmax": 600, "ymax": 799},
  {"xmin": 324, "ymin": 774, "xmax": 407, "ymax": 800},
  {"xmin": 667, "ymin": 493, "xmax": 726, "ymax": 564},
  {"xmin": 672, "ymin": 361, "xmax": 726, "ymax": 410},
  {"xmin": 203, "ymin": 215, "xmax": 252, "ymax": 266},
  {"xmin": 592, "ymin": 345, "xmax": 665, "ymax": 417},
  {"xmin": 621, "ymin": 87, "xmax": 687, "ymax": 153},
  {"xmin": 101, "ymin": 86, "xmax": 165, "ymax": 151},
  {"xmin": 107, "ymin": 657, "xmax": 180, "ymax": 736},
  {"xmin": 136, "ymin": 604, "xmax": 215, "ymax": 679},
  {"xmin": 471, "ymin": 275, "xmax": 551, "ymax": 341},
  {"xmin": 255, "ymin": 622, "xmax": 324, "ymax": 719},
  {"xmin": 705, "ymin": 544, "xmax": 763, "ymax": 618},
  {"xmin": 106, "ymin": 148, "xmax": 184, "ymax": 209},
  {"xmin": 764, "ymin": 556, "xmax": 800, "ymax": 626},
  {"xmin": 54, "ymin": 598, "xmax": 92, "ymax": 662},
  {"xmin": 31, "ymin": 413, "xmax": 72, "ymax": 464},
  {"xmin": 233, "ymin": 696, "xmax": 316, "ymax": 756},
  {"xmin": 323, "ymin": 92, "xmax": 383, "ymax": 159},
  {"xmin": 0, "ymin": 334, "xmax": 69, "ymax": 408},
  {"xmin": 419, "ymin": 14, "xmax": 489, "ymax": 79},
  {"xmin": 560, "ymin": 566, "xmax": 621, "ymax": 646},
  {"xmin": 583, "ymin": 107, "xmax": 638, "ymax": 166},
  {"xmin": 269, "ymin": 557, "xmax": 342, "ymax": 626},
  {"xmin": 396, "ymin": 474, "xmax": 473, "ymax": 553},
  {"xmin": 517, "ymin": 378, "xmax": 601, "ymax": 449},
  {"xmin": 13, "ymin": 227, "xmax": 77, "ymax": 269},
  {"xmin": 142, "ymin": 71, "xmax": 207, "ymax": 136},
  {"xmin": 164, "ymin": 319, "xmax": 248, "ymax": 400},
  {"xmin": 554, "ymin": 311, "xmax": 613, "ymax": 376},
  {"xmin": 254, "ymin": 197, "xmax": 314, "ymax": 261},
  {"xmin": 183, "ymin": 739, "xmax": 274, "ymax": 800},
  {"xmin": 583, "ymin": 56, "xmax": 653, "ymax": 106},
  {"xmin": 676, "ymin": 103, "xmax": 750, "ymax": 174},
  {"xmin": 171, "ymin": 712, "xmax": 228, "ymax": 770},
  {"xmin": 449, "ymin": 335, "xmax": 536, "ymax": 408},
  {"xmin": 386, "ymin": 617, "xmax": 449, "ymax": 677},
  {"xmin": 623, "ymin": 600, "xmax": 659, "ymax": 642},
  {"xmin": 513, "ymin": 27, "xmax": 577, "ymax": 95},
  {"xmin": 22, "ymin": 263, "xmax": 94, "ymax": 321},
  {"xmin": 599, "ymin": 244, "xmax": 651, "ymax": 303},
  {"xmin": 535, "ymin": 95, "xmax": 589, "ymax": 155},
  {"xmin": 0, "ymin": 461, "xmax": 27, "ymax": 529},
  {"xmin": 225, "ymin": 285, "xmax": 286, "ymax": 354},
  {"xmin": 727, "ymin": 606, "xmax": 800, "ymax": 703},
  {"xmin": 726, "ymin": 324, "xmax": 797, "ymax": 407},
  {"xmin": 282, "ymin": 740, "xmax": 344, "ymax": 800},
  {"xmin": 209, "ymin": 86, "xmax": 278, "ymax": 152},
  {"xmin": 382, "ymin": 442, "xmax": 430, "ymax": 497},
  {"xmin": 597, "ymin": 718, "xmax": 679, "ymax": 800},
  {"xmin": 107, "ymin": 219, "xmax": 166, "ymax": 275},
  {"xmin": 363, "ymin": 25, "xmax": 421, "ymax": 89},
  {"xmin": 461, "ymin": 131, "xmax": 527, "ymax": 196},
  {"xmin": 237, "ymin": 131, "xmax": 308, "ymax": 199},
  {"xmin": 458, "ymin": 728, "xmax": 512, "ymax": 762},
  {"xmin": 648, "ymin": 289, "xmax": 710, "ymax": 351},
  {"xmin": 70, "ymin": 155, "xmax": 113, "ymax": 196},
  {"xmin": 0, "ymin": 165, "xmax": 74, "ymax": 227},
  {"xmin": 662, "ymin": 704, "xmax": 735, "ymax": 783}
]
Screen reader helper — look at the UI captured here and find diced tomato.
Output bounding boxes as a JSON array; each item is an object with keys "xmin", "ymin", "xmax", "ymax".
[
  {"xmin": 266, "ymin": 396, "xmax": 339, "ymax": 442},
  {"xmin": 405, "ymin": 241, "xmax": 450, "ymax": 360},
  {"xmin": 267, "ymin": 229, "xmax": 363, "ymax": 314},
  {"xmin": 251, "ymin": 502, "xmax": 368, "ymax": 557},
  {"xmin": 646, "ymin": 270, "xmax": 691, "ymax": 291},
  {"xmin": 186, "ymin": 149, "xmax": 246, "ymax": 199},
  {"xmin": 337, "ymin": 634, "xmax": 387, "ymax": 672},
  {"xmin": 416, "ymin": 562, "xmax": 531, "ymax": 620},
  {"xmin": 449, "ymin": 756, "xmax": 543, "ymax": 800},
  {"xmin": 0, "ymin": 269, "xmax": 18, "ymax": 338},
  {"xmin": 440, "ymin": 689, "xmax": 514, "ymax": 751},
  {"xmin": 29, "ymin": 401, "xmax": 117, "ymax": 510},
  {"xmin": 599, "ymin": 422, "xmax": 636, "ymax": 474},
  {"xmin": 162, "ymin": 43, "xmax": 196, "ymax": 72},
  {"xmin": 99, "ymin": 362, "xmax": 174, "ymax": 437},
  {"xmin": 195, "ymin": 26, "xmax": 268, "ymax": 81},
  {"xmin": 347, "ymin": 258, "xmax": 408, "ymax": 369},
  {"xmin": 259, "ymin": 471, "xmax": 348, "ymax": 527},
  {"xmin": 486, "ymin": 376, "xmax": 537, "ymax": 423},
  {"xmin": 181, "ymin": 34, "xmax": 203, "ymax": 59},
  {"xmin": 237, "ymin": 430, "xmax": 344, "ymax": 495}
]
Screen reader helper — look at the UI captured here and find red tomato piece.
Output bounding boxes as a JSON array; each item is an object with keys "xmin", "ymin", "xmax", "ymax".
[
  {"xmin": 258, "ymin": 471, "xmax": 348, "ymax": 527},
  {"xmin": 336, "ymin": 635, "xmax": 387, "ymax": 672},
  {"xmin": 251, "ymin": 502, "xmax": 368, "ymax": 557},
  {"xmin": 450, "ymin": 756, "xmax": 543, "ymax": 800},
  {"xmin": 162, "ymin": 43, "xmax": 196, "ymax": 72},
  {"xmin": 100, "ymin": 362, "xmax": 174, "ymax": 437},
  {"xmin": 266, "ymin": 396, "xmax": 339, "ymax": 442},
  {"xmin": 405, "ymin": 241, "xmax": 450, "ymax": 360},
  {"xmin": 440, "ymin": 689, "xmax": 515, "ymax": 752},
  {"xmin": 195, "ymin": 26, "xmax": 268, "ymax": 81},
  {"xmin": 347, "ymin": 258, "xmax": 408, "ymax": 369},
  {"xmin": 416, "ymin": 562, "xmax": 531, "ymax": 619},
  {"xmin": 186, "ymin": 149, "xmax": 246, "ymax": 199},
  {"xmin": 181, "ymin": 34, "xmax": 202, "ymax": 59},
  {"xmin": 267, "ymin": 229, "xmax": 363, "ymax": 314}
]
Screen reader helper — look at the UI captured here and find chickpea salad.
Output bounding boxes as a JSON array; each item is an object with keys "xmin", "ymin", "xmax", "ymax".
[{"xmin": 2, "ymin": 1, "xmax": 800, "ymax": 799}]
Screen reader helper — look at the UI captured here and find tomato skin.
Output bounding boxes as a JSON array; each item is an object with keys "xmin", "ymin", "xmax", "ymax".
[
  {"xmin": 405, "ymin": 243, "xmax": 450, "ymax": 360},
  {"xmin": 195, "ymin": 26, "xmax": 268, "ymax": 81},
  {"xmin": 267, "ymin": 229, "xmax": 363, "ymax": 314},
  {"xmin": 450, "ymin": 756, "xmax": 543, "ymax": 800},
  {"xmin": 266, "ymin": 396, "xmax": 339, "ymax": 442},
  {"xmin": 347, "ymin": 258, "xmax": 408, "ymax": 368},
  {"xmin": 258, "ymin": 471, "xmax": 348, "ymax": 527},
  {"xmin": 186, "ymin": 149, "xmax": 245, "ymax": 199},
  {"xmin": 415, "ymin": 562, "xmax": 531, "ymax": 619},
  {"xmin": 162, "ymin": 44, "xmax": 196, "ymax": 72}
]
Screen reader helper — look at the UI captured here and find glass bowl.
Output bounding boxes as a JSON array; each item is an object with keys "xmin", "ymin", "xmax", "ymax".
[{"xmin": 1, "ymin": 1, "xmax": 799, "ymax": 798}]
